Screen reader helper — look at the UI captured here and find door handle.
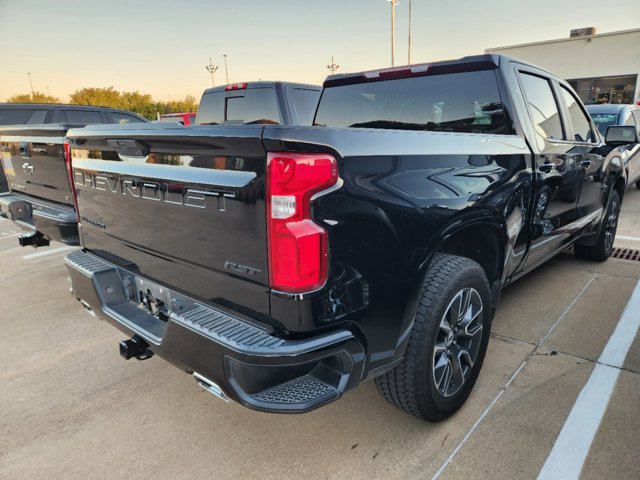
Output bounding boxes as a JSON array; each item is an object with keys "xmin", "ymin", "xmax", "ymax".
[{"xmin": 579, "ymin": 159, "xmax": 592, "ymax": 169}]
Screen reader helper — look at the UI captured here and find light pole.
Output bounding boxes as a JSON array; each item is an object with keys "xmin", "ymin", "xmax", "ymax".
[
  {"xmin": 327, "ymin": 56, "xmax": 340, "ymax": 74},
  {"xmin": 408, "ymin": 0, "xmax": 412, "ymax": 64},
  {"xmin": 27, "ymin": 72, "xmax": 34, "ymax": 99},
  {"xmin": 223, "ymin": 54, "xmax": 229, "ymax": 84},
  {"xmin": 387, "ymin": 0, "xmax": 399, "ymax": 67},
  {"xmin": 205, "ymin": 58, "xmax": 218, "ymax": 87}
]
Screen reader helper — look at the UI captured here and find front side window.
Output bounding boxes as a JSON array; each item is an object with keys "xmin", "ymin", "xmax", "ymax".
[
  {"xmin": 111, "ymin": 112, "xmax": 144, "ymax": 124},
  {"xmin": 314, "ymin": 69, "xmax": 511, "ymax": 134},
  {"xmin": 559, "ymin": 86, "xmax": 594, "ymax": 142},
  {"xmin": 0, "ymin": 109, "xmax": 47, "ymax": 125},
  {"xmin": 518, "ymin": 72, "xmax": 564, "ymax": 141}
]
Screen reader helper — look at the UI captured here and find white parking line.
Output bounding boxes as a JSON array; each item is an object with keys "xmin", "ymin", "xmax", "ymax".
[
  {"xmin": 538, "ymin": 277, "xmax": 640, "ymax": 480},
  {"xmin": 22, "ymin": 246, "xmax": 75, "ymax": 260},
  {"xmin": 432, "ymin": 361, "xmax": 528, "ymax": 480},
  {"xmin": 616, "ymin": 235, "xmax": 640, "ymax": 243},
  {"xmin": 0, "ymin": 232, "xmax": 23, "ymax": 239},
  {"xmin": 431, "ymin": 272, "xmax": 605, "ymax": 479}
]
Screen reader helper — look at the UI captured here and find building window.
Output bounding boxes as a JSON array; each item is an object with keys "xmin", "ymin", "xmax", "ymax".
[{"xmin": 568, "ymin": 75, "xmax": 638, "ymax": 105}]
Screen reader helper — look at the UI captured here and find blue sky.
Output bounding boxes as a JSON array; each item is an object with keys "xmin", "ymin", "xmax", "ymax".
[{"xmin": 0, "ymin": 0, "xmax": 638, "ymax": 101}]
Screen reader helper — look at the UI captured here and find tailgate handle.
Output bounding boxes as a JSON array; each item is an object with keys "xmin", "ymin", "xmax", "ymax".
[
  {"xmin": 19, "ymin": 142, "xmax": 31, "ymax": 158},
  {"xmin": 106, "ymin": 139, "xmax": 149, "ymax": 157}
]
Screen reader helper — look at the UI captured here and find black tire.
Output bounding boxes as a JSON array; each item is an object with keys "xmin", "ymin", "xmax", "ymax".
[
  {"xmin": 635, "ymin": 180, "xmax": 640, "ymax": 190},
  {"xmin": 375, "ymin": 254, "xmax": 493, "ymax": 422},
  {"xmin": 574, "ymin": 190, "xmax": 621, "ymax": 262}
]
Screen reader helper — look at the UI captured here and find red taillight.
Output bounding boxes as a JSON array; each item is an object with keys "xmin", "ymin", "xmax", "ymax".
[
  {"xmin": 64, "ymin": 142, "xmax": 80, "ymax": 221},
  {"xmin": 225, "ymin": 83, "xmax": 247, "ymax": 91},
  {"xmin": 266, "ymin": 152, "xmax": 338, "ymax": 293}
]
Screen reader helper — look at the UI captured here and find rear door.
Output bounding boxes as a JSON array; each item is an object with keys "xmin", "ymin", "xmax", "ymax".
[
  {"xmin": 68, "ymin": 124, "xmax": 271, "ymax": 321},
  {"xmin": 0, "ymin": 125, "xmax": 72, "ymax": 205}
]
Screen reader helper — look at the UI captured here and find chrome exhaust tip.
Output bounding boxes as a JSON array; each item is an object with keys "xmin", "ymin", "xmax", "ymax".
[{"xmin": 193, "ymin": 372, "xmax": 230, "ymax": 403}]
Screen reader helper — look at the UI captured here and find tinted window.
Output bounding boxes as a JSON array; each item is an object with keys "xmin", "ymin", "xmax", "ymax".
[
  {"xmin": 111, "ymin": 112, "xmax": 144, "ymax": 124},
  {"xmin": 198, "ymin": 88, "xmax": 280, "ymax": 125},
  {"xmin": 0, "ymin": 108, "xmax": 48, "ymax": 125},
  {"xmin": 315, "ymin": 70, "xmax": 510, "ymax": 134},
  {"xmin": 559, "ymin": 86, "xmax": 594, "ymax": 142},
  {"xmin": 289, "ymin": 88, "xmax": 320, "ymax": 125},
  {"xmin": 519, "ymin": 73, "xmax": 563, "ymax": 140},
  {"xmin": 590, "ymin": 113, "xmax": 619, "ymax": 135},
  {"xmin": 65, "ymin": 110, "xmax": 102, "ymax": 124},
  {"xmin": 26, "ymin": 110, "xmax": 48, "ymax": 124}
]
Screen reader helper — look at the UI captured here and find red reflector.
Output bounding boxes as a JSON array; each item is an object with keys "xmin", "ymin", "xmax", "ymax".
[
  {"xmin": 225, "ymin": 83, "xmax": 248, "ymax": 91},
  {"xmin": 266, "ymin": 153, "xmax": 338, "ymax": 293}
]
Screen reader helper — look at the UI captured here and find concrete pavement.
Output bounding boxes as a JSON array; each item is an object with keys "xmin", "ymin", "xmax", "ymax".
[{"xmin": 1, "ymin": 188, "xmax": 640, "ymax": 480}]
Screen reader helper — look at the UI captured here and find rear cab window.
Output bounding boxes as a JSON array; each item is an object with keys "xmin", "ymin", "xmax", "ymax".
[
  {"xmin": 198, "ymin": 88, "xmax": 281, "ymax": 125},
  {"xmin": 286, "ymin": 87, "xmax": 320, "ymax": 125},
  {"xmin": 314, "ymin": 69, "xmax": 511, "ymax": 134}
]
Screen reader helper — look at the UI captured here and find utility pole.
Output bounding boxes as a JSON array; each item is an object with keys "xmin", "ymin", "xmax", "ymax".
[
  {"xmin": 205, "ymin": 58, "xmax": 218, "ymax": 87},
  {"xmin": 387, "ymin": 0, "xmax": 399, "ymax": 66},
  {"xmin": 27, "ymin": 72, "xmax": 34, "ymax": 99},
  {"xmin": 327, "ymin": 56, "xmax": 340, "ymax": 74},
  {"xmin": 223, "ymin": 55, "xmax": 229, "ymax": 84},
  {"xmin": 408, "ymin": 0, "xmax": 412, "ymax": 64}
]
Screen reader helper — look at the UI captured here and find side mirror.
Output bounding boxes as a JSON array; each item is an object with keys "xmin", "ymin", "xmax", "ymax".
[{"xmin": 605, "ymin": 125, "xmax": 638, "ymax": 146}]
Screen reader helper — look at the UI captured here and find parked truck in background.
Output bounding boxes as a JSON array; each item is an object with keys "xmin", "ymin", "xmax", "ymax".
[
  {"xmin": 0, "ymin": 82, "xmax": 320, "ymax": 246},
  {"xmin": 0, "ymin": 104, "xmax": 148, "ymax": 246},
  {"xmin": 64, "ymin": 55, "xmax": 632, "ymax": 421}
]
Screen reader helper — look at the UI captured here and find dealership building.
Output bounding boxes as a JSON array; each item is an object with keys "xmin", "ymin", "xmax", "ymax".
[{"xmin": 486, "ymin": 28, "xmax": 640, "ymax": 105}]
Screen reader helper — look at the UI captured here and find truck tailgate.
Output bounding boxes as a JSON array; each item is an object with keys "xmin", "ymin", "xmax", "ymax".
[
  {"xmin": 67, "ymin": 124, "xmax": 270, "ymax": 322},
  {"xmin": 0, "ymin": 124, "xmax": 74, "ymax": 205}
]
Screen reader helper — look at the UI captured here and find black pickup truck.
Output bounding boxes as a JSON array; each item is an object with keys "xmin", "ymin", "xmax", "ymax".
[
  {"xmin": 64, "ymin": 55, "xmax": 632, "ymax": 421},
  {"xmin": 0, "ymin": 104, "xmax": 147, "ymax": 246}
]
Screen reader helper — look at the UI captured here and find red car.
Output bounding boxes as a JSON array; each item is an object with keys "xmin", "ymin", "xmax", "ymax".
[{"xmin": 159, "ymin": 112, "xmax": 197, "ymax": 125}]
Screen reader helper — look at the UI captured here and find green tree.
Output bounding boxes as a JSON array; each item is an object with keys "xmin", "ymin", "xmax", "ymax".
[
  {"xmin": 164, "ymin": 95, "xmax": 198, "ymax": 113},
  {"xmin": 8, "ymin": 91, "xmax": 60, "ymax": 103},
  {"xmin": 69, "ymin": 87, "xmax": 123, "ymax": 108},
  {"xmin": 120, "ymin": 91, "xmax": 159, "ymax": 119}
]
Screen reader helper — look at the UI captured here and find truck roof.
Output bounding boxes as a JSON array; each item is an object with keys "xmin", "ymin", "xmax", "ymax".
[
  {"xmin": 202, "ymin": 81, "xmax": 320, "ymax": 96},
  {"xmin": 323, "ymin": 53, "xmax": 552, "ymax": 87},
  {"xmin": 0, "ymin": 103, "xmax": 144, "ymax": 115}
]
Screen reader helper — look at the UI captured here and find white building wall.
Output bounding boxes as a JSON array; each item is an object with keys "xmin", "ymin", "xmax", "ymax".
[{"xmin": 486, "ymin": 29, "xmax": 640, "ymax": 102}]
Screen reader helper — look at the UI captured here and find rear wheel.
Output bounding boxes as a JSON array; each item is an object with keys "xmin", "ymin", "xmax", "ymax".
[
  {"xmin": 375, "ymin": 254, "xmax": 492, "ymax": 422},
  {"xmin": 635, "ymin": 180, "xmax": 640, "ymax": 190},
  {"xmin": 574, "ymin": 190, "xmax": 620, "ymax": 262}
]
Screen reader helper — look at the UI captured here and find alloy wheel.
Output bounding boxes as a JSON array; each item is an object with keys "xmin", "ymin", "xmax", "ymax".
[{"xmin": 432, "ymin": 287, "xmax": 484, "ymax": 398}]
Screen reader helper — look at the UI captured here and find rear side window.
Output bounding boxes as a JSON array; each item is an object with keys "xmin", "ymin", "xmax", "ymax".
[
  {"xmin": 314, "ymin": 70, "xmax": 510, "ymax": 134},
  {"xmin": 288, "ymin": 88, "xmax": 320, "ymax": 125},
  {"xmin": 111, "ymin": 112, "xmax": 144, "ymax": 124},
  {"xmin": 64, "ymin": 110, "xmax": 102, "ymax": 124},
  {"xmin": 518, "ymin": 73, "xmax": 564, "ymax": 140},
  {"xmin": 0, "ymin": 109, "xmax": 48, "ymax": 125},
  {"xmin": 198, "ymin": 88, "xmax": 280, "ymax": 125},
  {"xmin": 559, "ymin": 86, "xmax": 594, "ymax": 142}
]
